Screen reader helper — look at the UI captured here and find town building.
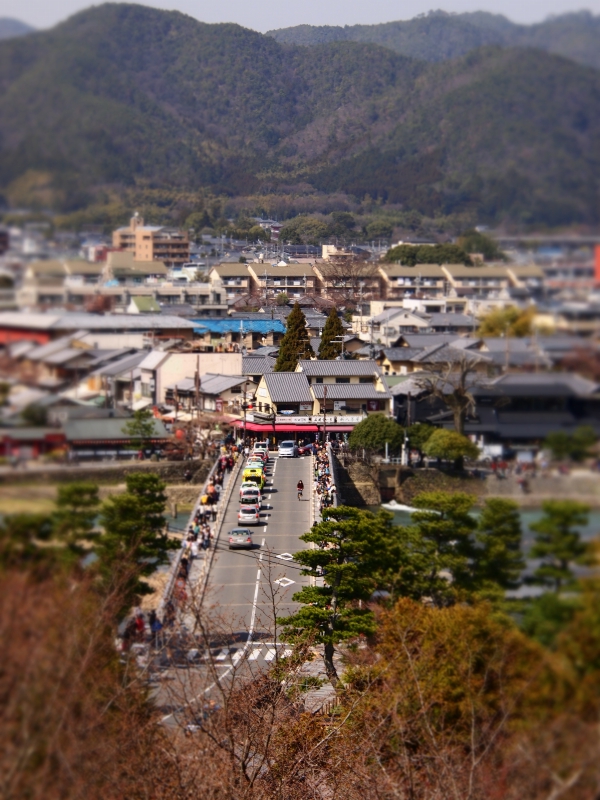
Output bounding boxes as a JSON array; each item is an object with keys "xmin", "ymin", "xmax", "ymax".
[{"xmin": 112, "ymin": 213, "xmax": 190, "ymax": 265}]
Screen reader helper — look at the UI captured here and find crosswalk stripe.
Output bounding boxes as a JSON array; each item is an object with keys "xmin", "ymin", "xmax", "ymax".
[
  {"xmin": 232, "ymin": 650, "xmax": 243, "ymax": 665},
  {"xmin": 248, "ymin": 647, "xmax": 262, "ymax": 661},
  {"xmin": 215, "ymin": 648, "xmax": 229, "ymax": 661},
  {"xmin": 264, "ymin": 648, "xmax": 277, "ymax": 662},
  {"xmin": 282, "ymin": 649, "xmax": 293, "ymax": 658}
]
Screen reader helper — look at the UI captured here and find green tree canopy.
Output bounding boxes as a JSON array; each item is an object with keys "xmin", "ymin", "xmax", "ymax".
[
  {"xmin": 95, "ymin": 492, "xmax": 178, "ymax": 610},
  {"xmin": 125, "ymin": 473, "xmax": 168, "ymax": 538},
  {"xmin": 422, "ymin": 428, "xmax": 479, "ymax": 469},
  {"xmin": 474, "ymin": 498, "xmax": 524, "ymax": 595},
  {"xmin": 365, "ymin": 219, "xmax": 393, "ymax": 239},
  {"xmin": 278, "ymin": 506, "xmax": 379, "ymax": 682},
  {"xmin": 52, "ymin": 482, "xmax": 100, "ymax": 558},
  {"xmin": 348, "ymin": 413, "xmax": 404, "ymax": 456},
  {"xmin": 545, "ymin": 425, "xmax": 597, "ymax": 462},
  {"xmin": 122, "ymin": 409, "xmax": 156, "ymax": 451},
  {"xmin": 274, "ymin": 302, "xmax": 315, "ymax": 371},
  {"xmin": 383, "ymin": 243, "xmax": 472, "ymax": 266},
  {"xmin": 457, "ymin": 228, "xmax": 505, "ymax": 260},
  {"xmin": 246, "ymin": 225, "xmax": 270, "ymax": 242},
  {"xmin": 279, "ymin": 216, "xmax": 331, "ymax": 245},
  {"xmin": 318, "ymin": 307, "xmax": 345, "ymax": 359},
  {"xmin": 408, "ymin": 491, "xmax": 478, "ymax": 603},
  {"xmin": 406, "ymin": 422, "xmax": 435, "ymax": 463},
  {"xmin": 477, "ymin": 305, "xmax": 535, "ymax": 337},
  {"xmin": 529, "ymin": 500, "xmax": 590, "ymax": 592}
]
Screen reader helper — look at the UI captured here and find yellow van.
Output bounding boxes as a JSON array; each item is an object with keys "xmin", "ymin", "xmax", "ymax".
[{"xmin": 242, "ymin": 467, "xmax": 265, "ymax": 490}]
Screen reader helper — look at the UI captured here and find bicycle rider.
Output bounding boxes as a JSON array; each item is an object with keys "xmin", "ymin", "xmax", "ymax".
[{"xmin": 297, "ymin": 479, "xmax": 304, "ymax": 500}]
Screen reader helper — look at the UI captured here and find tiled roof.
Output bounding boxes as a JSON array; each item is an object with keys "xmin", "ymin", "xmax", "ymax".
[
  {"xmin": 264, "ymin": 372, "xmax": 312, "ymax": 403},
  {"xmin": 198, "ymin": 373, "xmax": 246, "ymax": 395},
  {"xmin": 398, "ymin": 333, "xmax": 480, "ymax": 349},
  {"xmin": 412, "ymin": 344, "xmax": 490, "ymax": 365},
  {"xmin": 379, "ymin": 264, "xmax": 445, "ymax": 278},
  {"xmin": 382, "ymin": 348, "xmax": 428, "ymax": 361},
  {"xmin": 243, "ymin": 356, "xmax": 276, "ymax": 375},
  {"xmin": 481, "ymin": 373, "xmax": 599, "ymax": 397},
  {"xmin": 90, "ymin": 351, "xmax": 149, "ymax": 377},
  {"xmin": 297, "ymin": 359, "xmax": 381, "ymax": 377},
  {"xmin": 210, "ymin": 264, "xmax": 251, "ymax": 277},
  {"xmin": 64, "ymin": 417, "xmax": 169, "ymax": 442},
  {"xmin": 311, "ymin": 383, "xmax": 391, "ymax": 400}
]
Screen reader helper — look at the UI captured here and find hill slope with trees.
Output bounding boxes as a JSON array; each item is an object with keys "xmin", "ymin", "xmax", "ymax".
[
  {"xmin": 1, "ymin": 4, "xmax": 600, "ymax": 226},
  {"xmin": 268, "ymin": 10, "xmax": 600, "ymax": 71}
]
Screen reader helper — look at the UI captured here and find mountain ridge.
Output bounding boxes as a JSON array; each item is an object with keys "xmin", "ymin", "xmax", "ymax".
[
  {"xmin": 267, "ymin": 10, "xmax": 600, "ymax": 71},
  {"xmin": 0, "ymin": 18, "xmax": 35, "ymax": 41},
  {"xmin": 0, "ymin": 4, "xmax": 599, "ymax": 227}
]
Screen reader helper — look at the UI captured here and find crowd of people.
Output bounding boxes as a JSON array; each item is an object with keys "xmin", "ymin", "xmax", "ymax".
[{"xmin": 314, "ymin": 443, "xmax": 337, "ymax": 515}]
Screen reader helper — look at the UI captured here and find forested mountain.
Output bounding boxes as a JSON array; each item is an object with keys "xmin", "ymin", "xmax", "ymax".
[
  {"xmin": 0, "ymin": 18, "xmax": 34, "ymax": 40},
  {"xmin": 0, "ymin": 3, "xmax": 599, "ymax": 226},
  {"xmin": 268, "ymin": 10, "xmax": 600, "ymax": 71}
]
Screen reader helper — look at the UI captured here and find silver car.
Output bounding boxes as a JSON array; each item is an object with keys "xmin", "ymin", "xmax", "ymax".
[
  {"xmin": 278, "ymin": 440, "xmax": 298, "ymax": 458},
  {"xmin": 238, "ymin": 505, "xmax": 260, "ymax": 525},
  {"xmin": 228, "ymin": 528, "xmax": 254, "ymax": 549}
]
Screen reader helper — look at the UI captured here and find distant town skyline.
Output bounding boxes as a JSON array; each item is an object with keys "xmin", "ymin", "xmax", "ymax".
[{"xmin": 4, "ymin": 0, "xmax": 600, "ymax": 34}]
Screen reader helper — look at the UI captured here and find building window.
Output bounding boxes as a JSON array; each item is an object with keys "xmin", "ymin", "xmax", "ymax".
[{"xmin": 335, "ymin": 378, "xmax": 350, "ymax": 384}]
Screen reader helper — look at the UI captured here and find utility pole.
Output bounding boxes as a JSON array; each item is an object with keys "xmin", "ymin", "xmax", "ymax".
[
  {"xmin": 241, "ymin": 380, "xmax": 250, "ymax": 445},
  {"xmin": 322, "ymin": 384, "xmax": 327, "ymax": 444}
]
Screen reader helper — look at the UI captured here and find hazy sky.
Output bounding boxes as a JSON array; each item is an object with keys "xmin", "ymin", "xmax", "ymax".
[{"xmin": 5, "ymin": 0, "xmax": 600, "ymax": 32}]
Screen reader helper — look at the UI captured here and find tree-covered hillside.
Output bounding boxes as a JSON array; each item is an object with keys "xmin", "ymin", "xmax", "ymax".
[
  {"xmin": 268, "ymin": 10, "xmax": 600, "ymax": 71},
  {"xmin": 0, "ymin": 4, "xmax": 599, "ymax": 226}
]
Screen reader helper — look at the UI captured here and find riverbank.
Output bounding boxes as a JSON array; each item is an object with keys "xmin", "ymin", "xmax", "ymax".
[{"xmin": 335, "ymin": 456, "xmax": 600, "ymax": 509}]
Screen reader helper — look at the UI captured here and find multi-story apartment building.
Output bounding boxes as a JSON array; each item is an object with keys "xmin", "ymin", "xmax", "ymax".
[
  {"xmin": 112, "ymin": 213, "xmax": 190, "ymax": 266},
  {"xmin": 378, "ymin": 264, "xmax": 447, "ymax": 300}
]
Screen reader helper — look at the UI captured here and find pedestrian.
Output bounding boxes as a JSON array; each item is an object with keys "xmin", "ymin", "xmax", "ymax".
[
  {"xmin": 134, "ymin": 611, "xmax": 145, "ymax": 640},
  {"xmin": 191, "ymin": 539, "xmax": 199, "ymax": 559}
]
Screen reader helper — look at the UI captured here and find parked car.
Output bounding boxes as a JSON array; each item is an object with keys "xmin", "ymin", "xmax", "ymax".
[
  {"xmin": 278, "ymin": 440, "xmax": 298, "ymax": 458},
  {"xmin": 238, "ymin": 504, "xmax": 261, "ymax": 525},
  {"xmin": 297, "ymin": 444, "xmax": 314, "ymax": 456},
  {"xmin": 228, "ymin": 528, "xmax": 254, "ymax": 549}
]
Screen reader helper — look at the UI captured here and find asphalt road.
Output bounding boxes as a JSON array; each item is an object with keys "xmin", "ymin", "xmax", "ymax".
[
  {"xmin": 155, "ymin": 451, "xmax": 313, "ymax": 722},
  {"xmin": 206, "ymin": 451, "xmax": 312, "ymax": 656}
]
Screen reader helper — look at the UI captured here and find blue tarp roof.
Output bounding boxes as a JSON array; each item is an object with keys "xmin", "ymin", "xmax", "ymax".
[{"xmin": 192, "ymin": 318, "xmax": 286, "ymax": 335}]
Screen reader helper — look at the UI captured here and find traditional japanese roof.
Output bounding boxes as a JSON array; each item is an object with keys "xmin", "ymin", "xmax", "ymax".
[
  {"xmin": 263, "ymin": 373, "xmax": 313, "ymax": 403},
  {"xmin": 311, "ymin": 384, "xmax": 391, "ymax": 400},
  {"xmin": 242, "ymin": 356, "xmax": 276, "ymax": 376},
  {"xmin": 297, "ymin": 359, "xmax": 381, "ymax": 377}
]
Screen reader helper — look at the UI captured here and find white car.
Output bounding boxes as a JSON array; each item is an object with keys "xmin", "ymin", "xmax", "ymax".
[{"xmin": 278, "ymin": 440, "xmax": 298, "ymax": 458}]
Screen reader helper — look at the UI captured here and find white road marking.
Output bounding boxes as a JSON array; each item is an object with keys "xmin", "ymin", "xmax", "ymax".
[
  {"xmin": 277, "ymin": 553, "xmax": 293, "ymax": 560},
  {"xmin": 274, "ymin": 576, "xmax": 295, "ymax": 588},
  {"xmin": 215, "ymin": 649, "xmax": 229, "ymax": 661},
  {"xmin": 282, "ymin": 649, "xmax": 293, "ymax": 658},
  {"xmin": 232, "ymin": 650, "xmax": 243, "ymax": 665},
  {"xmin": 248, "ymin": 647, "xmax": 262, "ymax": 661},
  {"xmin": 264, "ymin": 648, "xmax": 277, "ymax": 662},
  {"xmin": 263, "ymin": 525, "xmax": 267, "ymax": 532}
]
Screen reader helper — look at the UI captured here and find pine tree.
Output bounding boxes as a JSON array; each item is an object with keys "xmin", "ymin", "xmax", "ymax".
[
  {"xmin": 96, "ymin": 475, "xmax": 176, "ymax": 608},
  {"xmin": 530, "ymin": 500, "xmax": 590, "ymax": 592},
  {"xmin": 474, "ymin": 498, "xmax": 524, "ymax": 594},
  {"xmin": 318, "ymin": 307, "xmax": 345, "ymax": 359},
  {"xmin": 274, "ymin": 302, "xmax": 314, "ymax": 372},
  {"xmin": 278, "ymin": 506, "xmax": 378, "ymax": 684}
]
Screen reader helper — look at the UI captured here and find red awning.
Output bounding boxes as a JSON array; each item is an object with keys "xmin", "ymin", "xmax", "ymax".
[{"xmin": 234, "ymin": 421, "xmax": 354, "ymax": 433}]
